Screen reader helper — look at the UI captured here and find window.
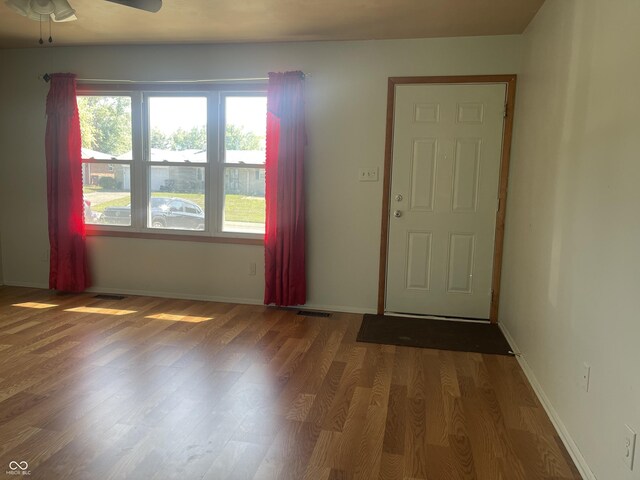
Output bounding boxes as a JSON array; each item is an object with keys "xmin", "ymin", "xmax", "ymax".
[
  {"xmin": 78, "ymin": 85, "xmax": 267, "ymax": 240},
  {"xmin": 147, "ymin": 96, "xmax": 207, "ymax": 232},
  {"xmin": 222, "ymin": 95, "xmax": 267, "ymax": 234},
  {"xmin": 78, "ymin": 95, "xmax": 133, "ymax": 226}
]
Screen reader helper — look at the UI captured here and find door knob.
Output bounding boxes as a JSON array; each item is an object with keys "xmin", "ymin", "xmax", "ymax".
[{"xmin": 393, "ymin": 210, "xmax": 402, "ymax": 218}]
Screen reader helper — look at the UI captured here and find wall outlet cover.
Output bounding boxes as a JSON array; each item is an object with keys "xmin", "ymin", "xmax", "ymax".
[
  {"xmin": 581, "ymin": 363, "xmax": 590, "ymax": 392},
  {"xmin": 624, "ymin": 424, "xmax": 637, "ymax": 470}
]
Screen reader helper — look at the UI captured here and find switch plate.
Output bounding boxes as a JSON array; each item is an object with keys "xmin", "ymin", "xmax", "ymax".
[
  {"xmin": 581, "ymin": 363, "xmax": 590, "ymax": 392},
  {"xmin": 359, "ymin": 167, "xmax": 379, "ymax": 182},
  {"xmin": 624, "ymin": 424, "xmax": 637, "ymax": 470},
  {"xmin": 248, "ymin": 262, "xmax": 256, "ymax": 276}
]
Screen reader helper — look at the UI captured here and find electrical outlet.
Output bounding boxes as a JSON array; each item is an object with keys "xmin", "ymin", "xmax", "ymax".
[
  {"xmin": 248, "ymin": 262, "xmax": 256, "ymax": 276},
  {"xmin": 624, "ymin": 424, "xmax": 637, "ymax": 470},
  {"xmin": 581, "ymin": 363, "xmax": 590, "ymax": 392},
  {"xmin": 358, "ymin": 167, "xmax": 378, "ymax": 182}
]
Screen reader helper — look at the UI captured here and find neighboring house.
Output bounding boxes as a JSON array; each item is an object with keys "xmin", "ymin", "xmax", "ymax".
[
  {"xmin": 112, "ymin": 164, "xmax": 131, "ymax": 191},
  {"xmin": 81, "ymin": 148, "xmax": 115, "ymax": 186},
  {"xmin": 147, "ymin": 149, "xmax": 206, "ymax": 192},
  {"xmin": 224, "ymin": 167, "xmax": 265, "ymax": 196},
  {"xmin": 225, "ymin": 149, "xmax": 265, "ymax": 196}
]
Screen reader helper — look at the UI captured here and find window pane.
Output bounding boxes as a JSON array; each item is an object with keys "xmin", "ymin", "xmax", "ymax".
[
  {"xmin": 149, "ymin": 97, "xmax": 207, "ymax": 163},
  {"xmin": 222, "ymin": 167, "xmax": 265, "ymax": 234},
  {"xmin": 77, "ymin": 96, "xmax": 133, "ymax": 160},
  {"xmin": 149, "ymin": 166, "xmax": 205, "ymax": 231},
  {"xmin": 82, "ymin": 164, "xmax": 131, "ymax": 226},
  {"xmin": 225, "ymin": 96, "xmax": 267, "ymax": 165}
]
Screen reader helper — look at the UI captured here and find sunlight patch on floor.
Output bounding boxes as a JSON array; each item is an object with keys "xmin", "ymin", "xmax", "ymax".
[
  {"xmin": 65, "ymin": 306, "xmax": 136, "ymax": 316},
  {"xmin": 12, "ymin": 302, "xmax": 58, "ymax": 309},
  {"xmin": 145, "ymin": 313, "xmax": 213, "ymax": 323}
]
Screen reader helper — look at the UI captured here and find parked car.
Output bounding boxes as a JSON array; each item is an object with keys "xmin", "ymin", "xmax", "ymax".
[
  {"xmin": 102, "ymin": 197, "xmax": 204, "ymax": 230},
  {"xmin": 101, "ymin": 203, "xmax": 131, "ymax": 226}
]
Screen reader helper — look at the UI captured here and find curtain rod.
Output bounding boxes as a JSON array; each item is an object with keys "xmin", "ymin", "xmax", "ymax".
[{"xmin": 41, "ymin": 72, "xmax": 310, "ymax": 83}]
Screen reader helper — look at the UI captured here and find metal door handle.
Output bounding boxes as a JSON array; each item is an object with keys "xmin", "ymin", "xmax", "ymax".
[{"xmin": 393, "ymin": 210, "xmax": 402, "ymax": 218}]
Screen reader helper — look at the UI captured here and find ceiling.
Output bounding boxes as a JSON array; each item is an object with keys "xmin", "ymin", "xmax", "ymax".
[{"xmin": 0, "ymin": 0, "xmax": 545, "ymax": 49}]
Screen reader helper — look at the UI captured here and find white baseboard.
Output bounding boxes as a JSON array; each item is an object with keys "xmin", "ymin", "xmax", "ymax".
[
  {"xmin": 2, "ymin": 281, "xmax": 265, "ymax": 306},
  {"xmin": 89, "ymin": 288, "xmax": 375, "ymax": 314},
  {"xmin": 86, "ymin": 285, "xmax": 264, "ymax": 306},
  {"xmin": 499, "ymin": 323, "xmax": 596, "ymax": 480},
  {"xmin": 3, "ymin": 280, "xmax": 50, "ymax": 289},
  {"xmin": 2, "ymin": 281, "xmax": 373, "ymax": 315},
  {"xmin": 302, "ymin": 303, "xmax": 375, "ymax": 315}
]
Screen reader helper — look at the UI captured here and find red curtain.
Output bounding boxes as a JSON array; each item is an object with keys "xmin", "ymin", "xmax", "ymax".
[
  {"xmin": 264, "ymin": 71, "xmax": 306, "ymax": 306},
  {"xmin": 45, "ymin": 73, "xmax": 91, "ymax": 292}
]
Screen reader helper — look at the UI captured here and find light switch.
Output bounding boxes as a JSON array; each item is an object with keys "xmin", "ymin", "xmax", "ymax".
[{"xmin": 359, "ymin": 167, "xmax": 378, "ymax": 182}]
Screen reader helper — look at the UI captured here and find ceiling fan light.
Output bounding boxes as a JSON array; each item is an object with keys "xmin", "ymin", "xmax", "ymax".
[
  {"xmin": 26, "ymin": 9, "xmax": 46, "ymax": 21},
  {"xmin": 51, "ymin": 0, "xmax": 74, "ymax": 21},
  {"xmin": 29, "ymin": 0, "xmax": 54, "ymax": 15},
  {"xmin": 53, "ymin": 12, "xmax": 76, "ymax": 22},
  {"xmin": 4, "ymin": 0, "xmax": 30, "ymax": 16},
  {"xmin": 105, "ymin": 0, "xmax": 162, "ymax": 13}
]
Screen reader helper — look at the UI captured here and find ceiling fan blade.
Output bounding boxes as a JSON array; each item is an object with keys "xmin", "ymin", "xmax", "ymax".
[{"xmin": 104, "ymin": 0, "xmax": 162, "ymax": 13}]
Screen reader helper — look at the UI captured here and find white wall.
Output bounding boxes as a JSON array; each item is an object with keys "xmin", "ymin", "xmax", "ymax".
[
  {"xmin": 501, "ymin": 1, "xmax": 640, "ymax": 479},
  {"xmin": 0, "ymin": 36, "xmax": 521, "ymax": 310}
]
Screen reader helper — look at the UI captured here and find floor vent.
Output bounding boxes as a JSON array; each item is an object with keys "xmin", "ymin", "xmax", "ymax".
[
  {"xmin": 94, "ymin": 294, "xmax": 126, "ymax": 300},
  {"xmin": 297, "ymin": 310, "xmax": 331, "ymax": 318}
]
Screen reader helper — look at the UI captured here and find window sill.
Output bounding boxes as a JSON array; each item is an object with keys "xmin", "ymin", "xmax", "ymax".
[{"xmin": 85, "ymin": 227, "xmax": 264, "ymax": 246}]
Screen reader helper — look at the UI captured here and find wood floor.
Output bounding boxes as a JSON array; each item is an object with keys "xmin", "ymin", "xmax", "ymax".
[{"xmin": 0, "ymin": 286, "xmax": 581, "ymax": 480}]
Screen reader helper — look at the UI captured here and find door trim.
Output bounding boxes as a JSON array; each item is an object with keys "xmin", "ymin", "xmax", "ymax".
[{"xmin": 377, "ymin": 75, "xmax": 517, "ymax": 323}]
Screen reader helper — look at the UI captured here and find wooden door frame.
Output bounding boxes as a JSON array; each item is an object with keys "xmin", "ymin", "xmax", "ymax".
[{"xmin": 377, "ymin": 74, "xmax": 517, "ymax": 323}]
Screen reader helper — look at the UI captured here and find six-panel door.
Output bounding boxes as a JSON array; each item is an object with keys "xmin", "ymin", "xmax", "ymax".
[{"xmin": 385, "ymin": 83, "xmax": 506, "ymax": 319}]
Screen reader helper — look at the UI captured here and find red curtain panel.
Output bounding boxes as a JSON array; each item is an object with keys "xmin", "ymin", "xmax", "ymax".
[
  {"xmin": 45, "ymin": 73, "xmax": 91, "ymax": 292},
  {"xmin": 264, "ymin": 71, "xmax": 306, "ymax": 306}
]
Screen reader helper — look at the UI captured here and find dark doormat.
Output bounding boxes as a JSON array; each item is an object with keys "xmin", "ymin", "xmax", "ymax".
[{"xmin": 357, "ymin": 314, "xmax": 514, "ymax": 356}]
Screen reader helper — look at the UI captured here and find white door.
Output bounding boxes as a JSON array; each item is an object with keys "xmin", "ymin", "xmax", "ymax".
[{"xmin": 385, "ymin": 83, "xmax": 506, "ymax": 319}]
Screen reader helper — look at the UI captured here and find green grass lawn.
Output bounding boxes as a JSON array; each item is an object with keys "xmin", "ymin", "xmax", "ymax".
[
  {"xmin": 83, "ymin": 185, "xmax": 102, "ymax": 194},
  {"xmin": 224, "ymin": 194, "xmax": 265, "ymax": 223},
  {"xmin": 86, "ymin": 190, "xmax": 265, "ymax": 223},
  {"xmin": 147, "ymin": 193, "xmax": 265, "ymax": 223},
  {"xmin": 90, "ymin": 195, "xmax": 130, "ymax": 213}
]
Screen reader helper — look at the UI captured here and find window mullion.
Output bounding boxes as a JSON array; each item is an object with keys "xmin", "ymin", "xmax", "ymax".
[
  {"xmin": 209, "ymin": 91, "xmax": 221, "ymax": 235},
  {"xmin": 131, "ymin": 91, "xmax": 145, "ymax": 231}
]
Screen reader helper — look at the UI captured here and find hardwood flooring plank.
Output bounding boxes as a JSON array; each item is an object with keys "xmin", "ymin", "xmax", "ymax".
[
  {"xmin": 382, "ymin": 384, "xmax": 407, "ymax": 455},
  {"xmin": 0, "ymin": 286, "xmax": 581, "ymax": 480},
  {"xmin": 378, "ymin": 452, "xmax": 404, "ymax": 480}
]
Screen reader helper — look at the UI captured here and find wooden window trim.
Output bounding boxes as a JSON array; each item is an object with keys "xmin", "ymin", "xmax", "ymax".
[{"xmin": 86, "ymin": 227, "xmax": 263, "ymax": 245}]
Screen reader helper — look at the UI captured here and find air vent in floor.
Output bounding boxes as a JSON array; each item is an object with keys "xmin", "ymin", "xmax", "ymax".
[
  {"xmin": 297, "ymin": 310, "xmax": 331, "ymax": 318},
  {"xmin": 94, "ymin": 294, "xmax": 126, "ymax": 300}
]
